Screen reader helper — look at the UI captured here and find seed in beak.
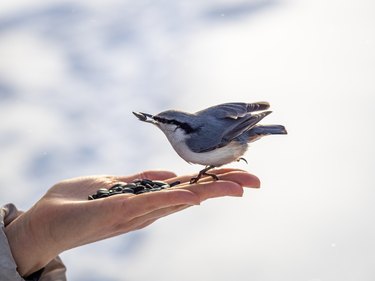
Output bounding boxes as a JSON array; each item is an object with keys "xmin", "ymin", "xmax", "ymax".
[{"xmin": 132, "ymin": 111, "xmax": 153, "ymax": 121}]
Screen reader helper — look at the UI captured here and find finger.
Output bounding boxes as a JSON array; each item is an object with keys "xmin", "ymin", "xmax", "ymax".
[
  {"xmin": 134, "ymin": 204, "xmax": 190, "ymax": 222},
  {"xmin": 123, "ymin": 189, "xmax": 200, "ymax": 218},
  {"xmin": 181, "ymin": 180, "xmax": 244, "ymax": 201},
  {"xmin": 166, "ymin": 168, "xmax": 246, "ymax": 184},
  {"xmin": 122, "ymin": 204, "xmax": 191, "ymax": 233},
  {"xmin": 196, "ymin": 171, "xmax": 261, "ymax": 188},
  {"xmin": 115, "ymin": 170, "xmax": 177, "ymax": 183},
  {"xmin": 133, "ymin": 218, "xmax": 157, "ymax": 231},
  {"xmin": 168, "ymin": 170, "xmax": 260, "ymax": 188},
  {"xmin": 134, "ymin": 205, "xmax": 190, "ymax": 228}
]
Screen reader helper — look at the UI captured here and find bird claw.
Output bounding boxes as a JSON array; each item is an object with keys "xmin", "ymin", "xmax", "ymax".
[
  {"xmin": 189, "ymin": 177, "xmax": 199, "ymax": 184},
  {"xmin": 189, "ymin": 174, "xmax": 219, "ymax": 184},
  {"xmin": 189, "ymin": 166, "xmax": 219, "ymax": 184},
  {"xmin": 237, "ymin": 157, "xmax": 248, "ymax": 164}
]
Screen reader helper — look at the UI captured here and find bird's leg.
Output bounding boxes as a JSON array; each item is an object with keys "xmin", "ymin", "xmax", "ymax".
[
  {"xmin": 237, "ymin": 157, "xmax": 248, "ymax": 164},
  {"xmin": 190, "ymin": 165, "xmax": 218, "ymax": 184}
]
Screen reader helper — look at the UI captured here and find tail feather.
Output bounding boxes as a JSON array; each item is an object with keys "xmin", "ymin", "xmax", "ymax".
[{"xmin": 247, "ymin": 125, "xmax": 287, "ymax": 142}]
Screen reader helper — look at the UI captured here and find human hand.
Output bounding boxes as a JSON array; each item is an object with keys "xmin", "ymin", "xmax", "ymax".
[{"xmin": 5, "ymin": 168, "xmax": 260, "ymax": 276}]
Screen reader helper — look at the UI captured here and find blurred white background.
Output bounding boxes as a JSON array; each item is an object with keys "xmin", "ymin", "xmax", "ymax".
[{"xmin": 1, "ymin": 1, "xmax": 374, "ymax": 280}]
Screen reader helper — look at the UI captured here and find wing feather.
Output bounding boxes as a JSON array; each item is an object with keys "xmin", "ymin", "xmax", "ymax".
[
  {"xmin": 195, "ymin": 102, "xmax": 270, "ymax": 119},
  {"xmin": 187, "ymin": 109, "xmax": 272, "ymax": 153}
]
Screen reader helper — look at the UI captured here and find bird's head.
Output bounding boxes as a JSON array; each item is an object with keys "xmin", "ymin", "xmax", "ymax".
[{"xmin": 133, "ymin": 110, "xmax": 198, "ymax": 135}]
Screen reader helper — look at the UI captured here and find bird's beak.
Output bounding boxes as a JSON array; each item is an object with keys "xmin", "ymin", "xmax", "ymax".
[{"xmin": 132, "ymin": 112, "xmax": 156, "ymax": 124}]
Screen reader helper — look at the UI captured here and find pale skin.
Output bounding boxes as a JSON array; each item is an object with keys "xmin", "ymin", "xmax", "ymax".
[{"xmin": 4, "ymin": 168, "xmax": 260, "ymax": 277}]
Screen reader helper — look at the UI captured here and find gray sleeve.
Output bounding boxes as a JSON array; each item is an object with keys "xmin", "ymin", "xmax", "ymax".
[{"xmin": 1, "ymin": 204, "xmax": 67, "ymax": 281}]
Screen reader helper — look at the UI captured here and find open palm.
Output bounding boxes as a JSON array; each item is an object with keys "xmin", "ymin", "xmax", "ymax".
[{"xmin": 5, "ymin": 168, "xmax": 260, "ymax": 276}]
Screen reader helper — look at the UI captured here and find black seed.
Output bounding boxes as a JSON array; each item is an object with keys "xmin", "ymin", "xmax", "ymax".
[
  {"xmin": 133, "ymin": 185, "xmax": 146, "ymax": 193},
  {"xmin": 152, "ymin": 180, "xmax": 168, "ymax": 187},
  {"xmin": 136, "ymin": 189, "xmax": 151, "ymax": 194},
  {"xmin": 140, "ymin": 179, "xmax": 154, "ymax": 185},
  {"xmin": 110, "ymin": 191, "xmax": 123, "ymax": 195},
  {"xmin": 88, "ymin": 179, "xmax": 180, "ymax": 200},
  {"xmin": 110, "ymin": 185, "xmax": 124, "ymax": 192},
  {"xmin": 115, "ymin": 187, "xmax": 124, "ymax": 192},
  {"xmin": 97, "ymin": 193, "xmax": 109, "ymax": 198},
  {"xmin": 141, "ymin": 179, "xmax": 153, "ymax": 183},
  {"xmin": 122, "ymin": 188, "xmax": 135, "ymax": 194},
  {"xmin": 170, "ymin": 181, "xmax": 180, "ymax": 187},
  {"xmin": 97, "ymin": 188, "xmax": 109, "ymax": 195},
  {"xmin": 144, "ymin": 183, "xmax": 154, "ymax": 189},
  {"xmin": 110, "ymin": 183, "xmax": 126, "ymax": 189},
  {"xmin": 133, "ymin": 112, "xmax": 148, "ymax": 121}
]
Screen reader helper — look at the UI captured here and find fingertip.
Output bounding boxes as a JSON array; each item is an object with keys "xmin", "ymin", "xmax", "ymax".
[
  {"xmin": 169, "ymin": 189, "xmax": 201, "ymax": 205},
  {"xmin": 219, "ymin": 171, "xmax": 261, "ymax": 189},
  {"xmin": 250, "ymin": 175, "xmax": 261, "ymax": 188},
  {"xmin": 186, "ymin": 180, "xmax": 244, "ymax": 200},
  {"xmin": 224, "ymin": 181, "xmax": 244, "ymax": 197},
  {"xmin": 156, "ymin": 188, "xmax": 201, "ymax": 206}
]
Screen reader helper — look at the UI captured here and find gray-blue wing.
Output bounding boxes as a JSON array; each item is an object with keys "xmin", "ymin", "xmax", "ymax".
[
  {"xmin": 195, "ymin": 102, "xmax": 270, "ymax": 119},
  {"xmin": 187, "ymin": 110, "xmax": 272, "ymax": 153}
]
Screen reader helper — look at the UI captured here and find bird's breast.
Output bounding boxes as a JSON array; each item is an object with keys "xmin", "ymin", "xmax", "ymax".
[{"xmin": 170, "ymin": 136, "xmax": 248, "ymax": 167}]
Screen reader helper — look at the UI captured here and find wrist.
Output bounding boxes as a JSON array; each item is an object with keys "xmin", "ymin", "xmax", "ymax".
[{"xmin": 4, "ymin": 211, "xmax": 56, "ymax": 276}]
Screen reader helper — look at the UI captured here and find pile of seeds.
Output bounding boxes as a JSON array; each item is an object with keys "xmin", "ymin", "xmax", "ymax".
[{"xmin": 88, "ymin": 179, "xmax": 181, "ymax": 200}]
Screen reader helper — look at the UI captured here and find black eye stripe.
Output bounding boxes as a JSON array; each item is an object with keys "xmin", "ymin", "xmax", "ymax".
[
  {"xmin": 153, "ymin": 116, "xmax": 198, "ymax": 133},
  {"xmin": 153, "ymin": 116, "xmax": 177, "ymax": 125},
  {"xmin": 153, "ymin": 116, "xmax": 171, "ymax": 124}
]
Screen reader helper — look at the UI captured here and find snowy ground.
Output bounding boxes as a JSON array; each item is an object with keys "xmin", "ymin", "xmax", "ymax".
[{"xmin": 1, "ymin": 1, "xmax": 374, "ymax": 280}]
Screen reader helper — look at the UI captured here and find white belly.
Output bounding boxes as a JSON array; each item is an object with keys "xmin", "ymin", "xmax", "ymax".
[
  {"xmin": 160, "ymin": 126, "xmax": 248, "ymax": 166},
  {"xmin": 171, "ymin": 139, "xmax": 248, "ymax": 166}
]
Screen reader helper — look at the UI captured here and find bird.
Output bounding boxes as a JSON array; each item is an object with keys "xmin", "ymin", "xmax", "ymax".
[{"xmin": 133, "ymin": 102, "xmax": 287, "ymax": 184}]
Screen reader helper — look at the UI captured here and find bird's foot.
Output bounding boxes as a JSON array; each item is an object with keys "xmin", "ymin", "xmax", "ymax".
[
  {"xmin": 189, "ymin": 166, "xmax": 218, "ymax": 184},
  {"xmin": 189, "ymin": 176, "xmax": 200, "ymax": 184},
  {"xmin": 204, "ymin": 172, "xmax": 219, "ymax": 181}
]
